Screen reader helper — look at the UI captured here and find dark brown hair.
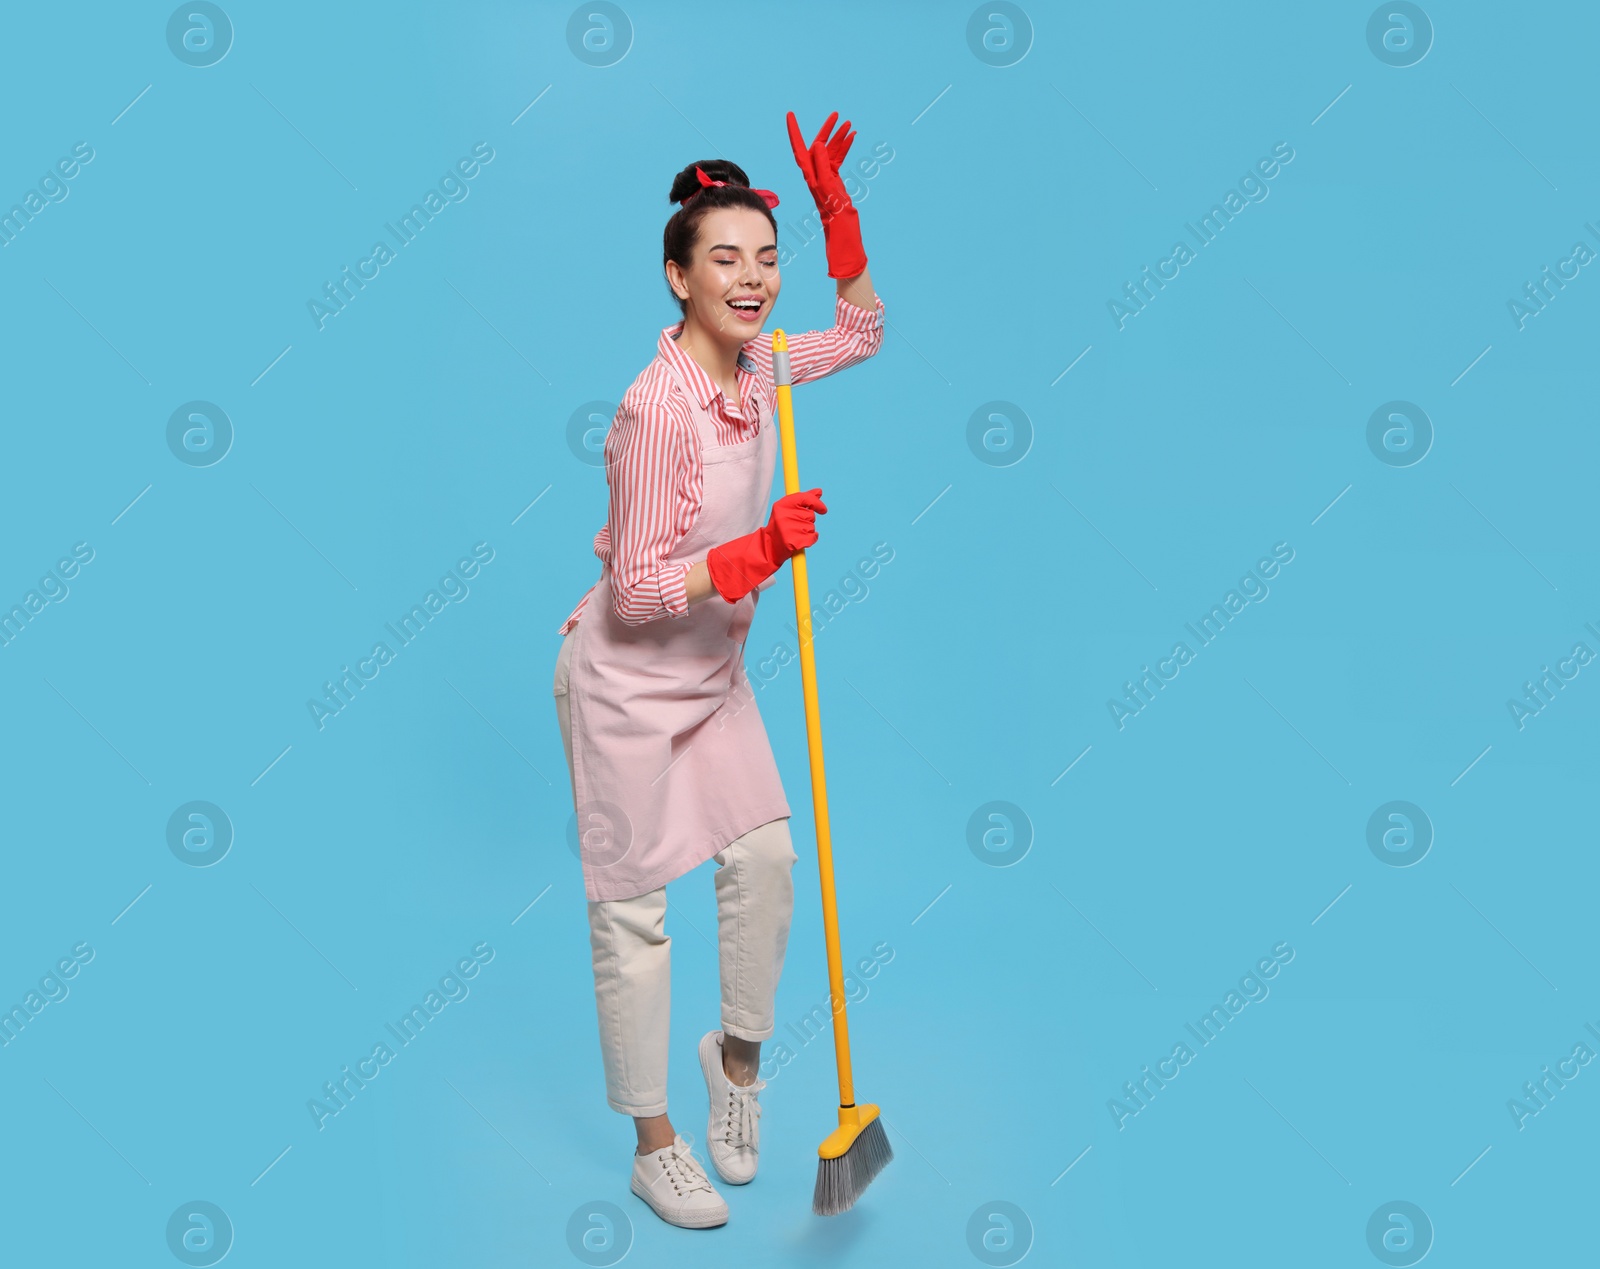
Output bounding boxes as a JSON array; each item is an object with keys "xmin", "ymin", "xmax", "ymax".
[{"xmin": 662, "ymin": 159, "xmax": 779, "ymax": 317}]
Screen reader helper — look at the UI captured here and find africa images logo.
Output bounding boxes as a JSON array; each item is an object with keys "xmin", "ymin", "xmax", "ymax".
[
  {"xmin": 306, "ymin": 143, "xmax": 495, "ymax": 331},
  {"xmin": 1107, "ymin": 143, "xmax": 1295, "ymax": 330}
]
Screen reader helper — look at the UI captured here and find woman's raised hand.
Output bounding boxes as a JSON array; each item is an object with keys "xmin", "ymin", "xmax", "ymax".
[
  {"xmin": 786, "ymin": 111, "xmax": 855, "ymax": 211},
  {"xmin": 785, "ymin": 110, "xmax": 868, "ymax": 280}
]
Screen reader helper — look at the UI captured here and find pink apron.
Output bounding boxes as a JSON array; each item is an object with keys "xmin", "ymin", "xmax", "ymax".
[{"xmin": 563, "ymin": 350, "xmax": 791, "ymax": 902}]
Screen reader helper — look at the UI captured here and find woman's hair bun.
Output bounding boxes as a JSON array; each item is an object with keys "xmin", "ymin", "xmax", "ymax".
[{"xmin": 667, "ymin": 159, "xmax": 751, "ymax": 205}]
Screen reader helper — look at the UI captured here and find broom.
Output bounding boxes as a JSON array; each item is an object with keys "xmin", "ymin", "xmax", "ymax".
[{"xmin": 770, "ymin": 328, "xmax": 893, "ymax": 1216}]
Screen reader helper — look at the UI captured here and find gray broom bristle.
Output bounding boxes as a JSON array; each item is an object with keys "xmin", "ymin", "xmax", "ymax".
[{"xmin": 812, "ymin": 1117, "xmax": 893, "ymax": 1216}]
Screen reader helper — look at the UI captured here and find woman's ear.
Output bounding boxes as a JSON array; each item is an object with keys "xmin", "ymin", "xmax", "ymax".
[{"xmin": 664, "ymin": 260, "xmax": 689, "ymax": 301}]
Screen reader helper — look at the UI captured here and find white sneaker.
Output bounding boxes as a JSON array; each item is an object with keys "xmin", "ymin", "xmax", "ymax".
[
  {"xmin": 629, "ymin": 1133, "xmax": 728, "ymax": 1229},
  {"xmin": 699, "ymin": 1029, "xmax": 766, "ymax": 1184}
]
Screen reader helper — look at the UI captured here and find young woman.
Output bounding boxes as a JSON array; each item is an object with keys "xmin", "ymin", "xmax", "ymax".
[{"xmin": 551, "ymin": 111, "xmax": 884, "ymax": 1229}]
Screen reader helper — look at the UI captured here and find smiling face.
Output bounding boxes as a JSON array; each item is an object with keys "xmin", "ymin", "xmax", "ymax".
[{"xmin": 665, "ymin": 205, "xmax": 780, "ymax": 348}]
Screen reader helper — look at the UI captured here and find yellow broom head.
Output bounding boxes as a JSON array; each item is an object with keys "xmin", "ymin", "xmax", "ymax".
[{"xmin": 813, "ymin": 1104, "xmax": 893, "ymax": 1216}]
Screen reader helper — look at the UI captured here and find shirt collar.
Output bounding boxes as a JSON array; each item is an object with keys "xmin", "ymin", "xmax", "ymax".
[{"xmin": 659, "ymin": 321, "xmax": 755, "ymax": 408}]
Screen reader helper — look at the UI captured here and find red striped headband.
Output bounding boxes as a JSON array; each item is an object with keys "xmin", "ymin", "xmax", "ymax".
[{"xmin": 679, "ymin": 164, "xmax": 780, "ymax": 210}]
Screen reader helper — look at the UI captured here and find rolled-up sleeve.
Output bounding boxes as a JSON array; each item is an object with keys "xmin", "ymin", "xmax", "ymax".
[
  {"xmin": 606, "ymin": 396, "xmax": 698, "ymax": 625},
  {"xmin": 785, "ymin": 293, "xmax": 886, "ymax": 385}
]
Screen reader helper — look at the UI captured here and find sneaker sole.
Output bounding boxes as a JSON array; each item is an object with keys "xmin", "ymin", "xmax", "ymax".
[{"xmin": 629, "ymin": 1175, "xmax": 728, "ymax": 1229}]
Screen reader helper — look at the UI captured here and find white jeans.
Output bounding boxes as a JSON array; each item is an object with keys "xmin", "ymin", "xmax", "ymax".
[{"xmin": 554, "ymin": 625, "xmax": 799, "ymax": 1117}]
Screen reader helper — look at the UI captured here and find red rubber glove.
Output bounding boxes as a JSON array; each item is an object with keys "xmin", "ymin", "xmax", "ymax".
[
  {"xmin": 786, "ymin": 110, "xmax": 868, "ymax": 280},
  {"xmin": 706, "ymin": 488, "xmax": 827, "ymax": 603}
]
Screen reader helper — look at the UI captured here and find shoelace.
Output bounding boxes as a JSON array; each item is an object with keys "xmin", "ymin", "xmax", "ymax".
[
  {"xmin": 722, "ymin": 1080, "xmax": 764, "ymax": 1151},
  {"xmin": 658, "ymin": 1139, "xmax": 714, "ymax": 1196}
]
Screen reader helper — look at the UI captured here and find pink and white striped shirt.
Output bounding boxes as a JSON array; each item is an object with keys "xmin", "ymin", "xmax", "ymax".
[{"xmin": 558, "ymin": 293, "xmax": 886, "ymax": 634}]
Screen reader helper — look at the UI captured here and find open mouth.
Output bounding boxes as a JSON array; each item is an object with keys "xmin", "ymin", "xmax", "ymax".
[{"xmin": 726, "ymin": 297, "xmax": 764, "ymax": 322}]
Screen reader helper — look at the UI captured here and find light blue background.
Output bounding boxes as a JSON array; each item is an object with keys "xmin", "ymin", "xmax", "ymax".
[{"xmin": 1, "ymin": 2, "xmax": 1594, "ymax": 1265}]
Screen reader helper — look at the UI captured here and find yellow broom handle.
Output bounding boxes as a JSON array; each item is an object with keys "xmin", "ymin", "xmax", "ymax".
[{"xmin": 770, "ymin": 330, "xmax": 855, "ymax": 1108}]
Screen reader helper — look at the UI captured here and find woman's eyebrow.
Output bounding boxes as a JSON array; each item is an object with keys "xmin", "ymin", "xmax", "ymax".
[{"xmin": 707, "ymin": 243, "xmax": 778, "ymax": 253}]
